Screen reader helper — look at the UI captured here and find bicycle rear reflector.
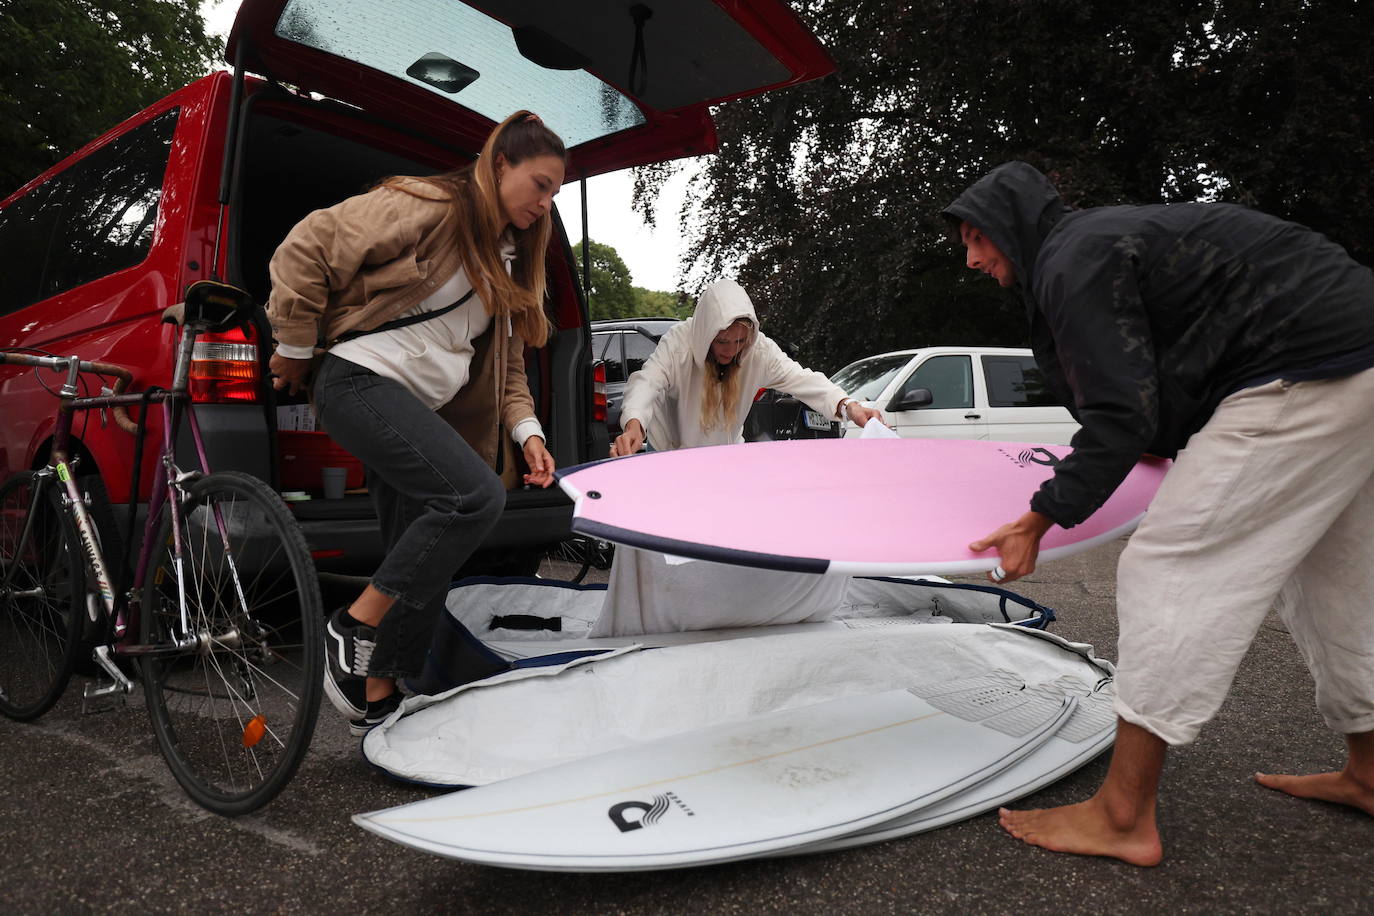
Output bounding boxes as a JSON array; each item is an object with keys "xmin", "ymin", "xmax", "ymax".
[{"xmin": 242, "ymin": 714, "xmax": 267, "ymax": 748}]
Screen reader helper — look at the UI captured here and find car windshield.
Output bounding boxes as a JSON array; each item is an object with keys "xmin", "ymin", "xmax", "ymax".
[
  {"xmin": 273, "ymin": 0, "xmax": 646, "ymax": 147},
  {"xmin": 830, "ymin": 353, "xmax": 912, "ymax": 401}
]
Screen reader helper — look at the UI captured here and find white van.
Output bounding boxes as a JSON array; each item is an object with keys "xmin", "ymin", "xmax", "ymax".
[{"xmin": 832, "ymin": 347, "xmax": 1079, "ymax": 444}]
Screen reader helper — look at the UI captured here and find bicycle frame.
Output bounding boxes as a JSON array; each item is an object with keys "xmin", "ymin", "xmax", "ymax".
[{"xmin": 7, "ymin": 322, "xmax": 242, "ymax": 682}]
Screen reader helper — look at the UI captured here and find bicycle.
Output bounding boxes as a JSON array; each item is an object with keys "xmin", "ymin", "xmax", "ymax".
[
  {"xmin": 540, "ymin": 534, "xmax": 615, "ymax": 583},
  {"xmin": 0, "ymin": 281, "xmax": 323, "ymax": 815}
]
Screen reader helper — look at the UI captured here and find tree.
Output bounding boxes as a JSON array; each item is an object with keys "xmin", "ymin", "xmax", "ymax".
[
  {"xmin": 577, "ymin": 239, "xmax": 640, "ymax": 320},
  {"xmin": 634, "ymin": 0, "xmax": 1374, "ymax": 373},
  {"xmin": 0, "ymin": 0, "xmax": 221, "ymax": 196},
  {"xmin": 631, "ymin": 286, "xmax": 689, "ymax": 318}
]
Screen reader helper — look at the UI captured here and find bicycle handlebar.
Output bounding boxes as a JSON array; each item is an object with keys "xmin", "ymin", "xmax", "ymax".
[{"xmin": 0, "ymin": 352, "xmax": 141, "ymax": 435}]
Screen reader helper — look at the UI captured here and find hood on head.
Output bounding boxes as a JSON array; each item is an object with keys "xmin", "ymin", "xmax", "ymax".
[
  {"xmin": 941, "ymin": 162, "xmax": 1071, "ymax": 289},
  {"xmin": 689, "ymin": 279, "xmax": 760, "ymax": 364}
]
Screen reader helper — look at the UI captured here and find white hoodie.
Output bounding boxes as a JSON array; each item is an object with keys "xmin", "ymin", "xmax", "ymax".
[
  {"xmin": 596, "ymin": 280, "xmax": 852, "ymax": 637},
  {"xmin": 619, "ymin": 279, "xmax": 849, "ymax": 450}
]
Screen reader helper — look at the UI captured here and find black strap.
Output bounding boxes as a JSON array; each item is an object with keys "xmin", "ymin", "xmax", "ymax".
[
  {"xmin": 628, "ymin": 5, "xmax": 652, "ymax": 95},
  {"xmin": 330, "ymin": 288, "xmax": 477, "ymax": 346},
  {"xmin": 490, "ymin": 614, "xmax": 563, "ymax": 632}
]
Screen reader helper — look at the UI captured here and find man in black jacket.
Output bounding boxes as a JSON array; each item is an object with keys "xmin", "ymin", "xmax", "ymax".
[{"xmin": 944, "ymin": 162, "xmax": 1374, "ymax": 865}]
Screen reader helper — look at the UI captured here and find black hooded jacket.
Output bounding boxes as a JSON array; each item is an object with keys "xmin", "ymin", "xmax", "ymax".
[{"xmin": 943, "ymin": 162, "xmax": 1374, "ymax": 528}]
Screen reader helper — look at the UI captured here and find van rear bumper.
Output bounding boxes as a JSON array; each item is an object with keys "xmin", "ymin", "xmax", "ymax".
[{"xmin": 290, "ymin": 488, "xmax": 574, "ymax": 575}]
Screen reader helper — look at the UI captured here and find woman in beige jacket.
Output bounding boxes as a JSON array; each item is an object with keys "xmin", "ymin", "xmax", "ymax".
[{"xmin": 266, "ymin": 111, "xmax": 563, "ymax": 734}]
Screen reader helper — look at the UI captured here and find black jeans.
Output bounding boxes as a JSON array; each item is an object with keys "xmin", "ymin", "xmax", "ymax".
[{"xmin": 313, "ymin": 354, "xmax": 505, "ymax": 679}]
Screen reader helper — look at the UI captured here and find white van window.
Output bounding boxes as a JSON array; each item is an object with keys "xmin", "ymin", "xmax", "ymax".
[
  {"xmin": 829, "ymin": 353, "xmax": 909, "ymax": 400},
  {"xmin": 899, "ymin": 355, "xmax": 973, "ymax": 408},
  {"xmin": 982, "ymin": 355, "xmax": 1058, "ymax": 407}
]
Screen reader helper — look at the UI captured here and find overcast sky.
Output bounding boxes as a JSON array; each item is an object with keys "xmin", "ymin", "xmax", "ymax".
[{"xmin": 203, "ymin": 0, "xmax": 692, "ymax": 292}]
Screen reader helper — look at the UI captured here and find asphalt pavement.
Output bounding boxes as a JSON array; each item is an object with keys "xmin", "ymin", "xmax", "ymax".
[{"xmin": 2, "ymin": 537, "xmax": 1371, "ymax": 914}]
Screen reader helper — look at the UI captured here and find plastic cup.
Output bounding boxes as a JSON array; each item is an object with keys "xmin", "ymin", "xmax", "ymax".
[{"xmin": 321, "ymin": 467, "xmax": 348, "ymax": 499}]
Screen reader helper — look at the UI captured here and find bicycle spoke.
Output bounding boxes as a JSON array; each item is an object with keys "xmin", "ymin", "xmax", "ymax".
[
  {"xmin": 141, "ymin": 472, "xmax": 321, "ymax": 814},
  {"xmin": 0, "ymin": 473, "xmax": 82, "ymax": 720}
]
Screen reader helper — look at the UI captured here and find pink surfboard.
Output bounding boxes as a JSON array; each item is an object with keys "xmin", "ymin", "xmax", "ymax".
[{"xmin": 556, "ymin": 439, "xmax": 1169, "ymax": 576}]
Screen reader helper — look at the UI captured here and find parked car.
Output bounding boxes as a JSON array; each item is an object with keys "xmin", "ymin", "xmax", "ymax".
[
  {"xmin": 742, "ymin": 335, "xmax": 843, "ymax": 441},
  {"xmin": 831, "ymin": 347, "xmax": 1079, "ymax": 443},
  {"xmin": 590, "ymin": 317, "xmax": 680, "ymax": 435},
  {"xmin": 742, "ymin": 387, "xmax": 841, "ymax": 441},
  {"xmin": 0, "ymin": 0, "xmax": 835, "ymax": 576}
]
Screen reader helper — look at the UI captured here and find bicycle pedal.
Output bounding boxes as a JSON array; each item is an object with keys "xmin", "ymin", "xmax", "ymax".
[{"xmin": 81, "ymin": 679, "xmax": 129, "ymax": 714}]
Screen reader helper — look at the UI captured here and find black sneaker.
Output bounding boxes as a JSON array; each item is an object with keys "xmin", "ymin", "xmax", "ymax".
[
  {"xmin": 349, "ymin": 691, "xmax": 402, "ymax": 737},
  {"xmin": 323, "ymin": 607, "xmax": 374, "ymax": 720}
]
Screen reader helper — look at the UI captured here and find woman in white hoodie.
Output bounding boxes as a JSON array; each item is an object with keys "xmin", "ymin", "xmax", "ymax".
[
  {"xmin": 594, "ymin": 280, "xmax": 884, "ymax": 636},
  {"xmin": 611, "ymin": 279, "xmax": 881, "ymax": 455}
]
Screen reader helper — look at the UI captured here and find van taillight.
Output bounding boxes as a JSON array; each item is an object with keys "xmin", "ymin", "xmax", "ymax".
[
  {"xmin": 592, "ymin": 361, "xmax": 607, "ymax": 423},
  {"xmin": 190, "ymin": 325, "xmax": 260, "ymax": 403}
]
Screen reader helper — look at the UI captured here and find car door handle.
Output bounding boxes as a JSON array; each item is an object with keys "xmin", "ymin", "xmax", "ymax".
[{"xmin": 965, "ymin": 413, "xmax": 982, "ymax": 420}]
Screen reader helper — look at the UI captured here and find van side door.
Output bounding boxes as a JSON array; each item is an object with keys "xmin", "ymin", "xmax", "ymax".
[
  {"xmin": 979, "ymin": 354, "xmax": 1080, "ymax": 444},
  {"xmin": 884, "ymin": 354, "xmax": 989, "ymax": 440}
]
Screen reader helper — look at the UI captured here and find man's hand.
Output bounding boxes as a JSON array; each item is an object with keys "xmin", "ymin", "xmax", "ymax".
[
  {"xmin": 522, "ymin": 436, "xmax": 555, "ymax": 488},
  {"xmin": 610, "ymin": 418, "xmax": 646, "ymax": 457},
  {"xmin": 968, "ymin": 510, "xmax": 1054, "ymax": 584},
  {"xmin": 269, "ymin": 353, "xmax": 313, "ymax": 396}
]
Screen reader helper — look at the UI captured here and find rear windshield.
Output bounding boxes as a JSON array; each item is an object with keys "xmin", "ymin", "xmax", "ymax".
[
  {"xmin": 830, "ymin": 353, "xmax": 912, "ymax": 401},
  {"xmin": 274, "ymin": 0, "xmax": 646, "ymax": 146}
]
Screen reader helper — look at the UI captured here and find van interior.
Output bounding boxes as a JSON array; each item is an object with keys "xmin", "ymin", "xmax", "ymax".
[{"xmin": 227, "ymin": 88, "xmax": 593, "ymax": 570}]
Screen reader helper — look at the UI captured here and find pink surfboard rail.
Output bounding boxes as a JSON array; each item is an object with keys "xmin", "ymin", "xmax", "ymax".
[{"xmin": 556, "ymin": 438, "xmax": 1170, "ymax": 576}]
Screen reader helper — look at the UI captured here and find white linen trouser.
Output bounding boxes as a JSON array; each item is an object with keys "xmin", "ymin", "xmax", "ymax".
[{"xmin": 1116, "ymin": 368, "xmax": 1374, "ymax": 745}]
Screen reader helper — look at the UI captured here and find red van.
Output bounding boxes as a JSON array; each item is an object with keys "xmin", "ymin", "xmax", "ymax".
[{"xmin": 0, "ymin": 0, "xmax": 832, "ymax": 574}]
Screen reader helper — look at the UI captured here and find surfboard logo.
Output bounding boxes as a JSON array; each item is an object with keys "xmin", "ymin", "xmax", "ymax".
[
  {"xmin": 998, "ymin": 446, "xmax": 1061, "ymax": 469},
  {"xmin": 608, "ymin": 791, "xmax": 695, "ymax": 832}
]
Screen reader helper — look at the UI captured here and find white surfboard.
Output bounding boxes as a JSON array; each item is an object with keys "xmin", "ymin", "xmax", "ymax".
[
  {"xmin": 354, "ymin": 673, "xmax": 1075, "ymax": 872},
  {"xmin": 774, "ymin": 675, "xmax": 1117, "ymax": 857}
]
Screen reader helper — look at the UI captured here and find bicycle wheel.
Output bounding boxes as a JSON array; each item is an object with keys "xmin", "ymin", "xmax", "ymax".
[
  {"xmin": 540, "ymin": 535, "xmax": 616, "ymax": 583},
  {"xmin": 542, "ymin": 536, "xmax": 594, "ymax": 583},
  {"xmin": 0, "ymin": 471, "xmax": 83, "ymax": 720},
  {"xmin": 140, "ymin": 471, "xmax": 322, "ymax": 815}
]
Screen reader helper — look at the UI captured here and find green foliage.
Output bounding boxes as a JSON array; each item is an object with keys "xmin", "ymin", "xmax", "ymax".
[
  {"xmin": 0, "ymin": 0, "xmax": 221, "ymax": 196},
  {"xmin": 576, "ymin": 238, "xmax": 636, "ymax": 320},
  {"xmin": 634, "ymin": 0, "xmax": 1374, "ymax": 374},
  {"xmin": 631, "ymin": 286, "xmax": 689, "ymax": 319},
  {"xmin": 577, "ymin": 238, "xmax": 684, "ymax": 320}
]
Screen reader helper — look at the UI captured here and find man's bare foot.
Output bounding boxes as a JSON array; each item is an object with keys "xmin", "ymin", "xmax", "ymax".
[
  {"xmin": 1254, "ymin": 770, "xmax": 1374, "ymax": 816},
  {"xmin": 999, "ymin": 798, "xmax": 1163, "ymax": 867}
]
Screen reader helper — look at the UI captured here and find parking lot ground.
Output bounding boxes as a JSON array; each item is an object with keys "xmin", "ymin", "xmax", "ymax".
[{"xmin": 3, "ymin": 537, "xmax": 1371, "ymax": 914}]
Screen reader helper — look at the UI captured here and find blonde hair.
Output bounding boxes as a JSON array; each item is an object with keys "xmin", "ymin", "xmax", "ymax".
[
  {"xmin": 698, "ymin": 318, "xmax": 753, "ymax": 434},
  {"xmin": 380, "ymin": 110, "xmax": 565, "ymax": 347}
]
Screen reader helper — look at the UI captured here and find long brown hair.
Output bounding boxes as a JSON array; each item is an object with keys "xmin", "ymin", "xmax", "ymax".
[{"xmin": 381, "ymin": 110, "xmax": 565, "ymax": 346}]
